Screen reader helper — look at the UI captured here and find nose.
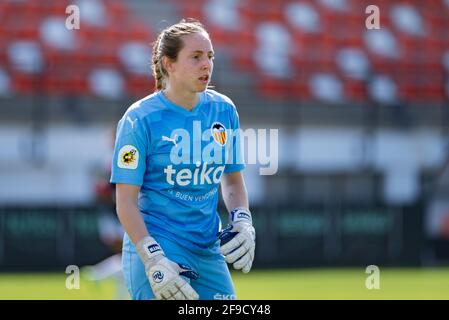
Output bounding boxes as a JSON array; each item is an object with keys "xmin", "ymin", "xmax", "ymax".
[{"xmin": 202, "ymin": 57, "xmax": 212, "ymax": 71}]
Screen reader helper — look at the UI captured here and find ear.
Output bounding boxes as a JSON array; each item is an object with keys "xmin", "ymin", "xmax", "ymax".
[{"xmin": 162, "ymin": 56, "xmax": 174, "ymax": 73}]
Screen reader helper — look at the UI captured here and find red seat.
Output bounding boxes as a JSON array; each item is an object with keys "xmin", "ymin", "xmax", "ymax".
[
  {"xmin": 46, "ymin": 1, "xmax": 69, "ymax": 17},
  {"xmin": 10, "ymin": 72, "xmax": 38, "ymax": 94},
  {"xmin": 107, "ymin": 0, "xmax": 130, "ymax": 24},
  {"xmin": 126, "ymin": 74, "xmax": 155, "ymax": 98},
  {"xmin": 89, "ymin": 23, "xmax": 125, "ymax": 46},
  {"xmin": 69, "ymin": 45, "xmax": 98, "ymax": 69},
  {"xmin": 369, "ymin": 54, "xmax": 400, "ymax": 74},
  {"xmin": 2, "ymin": 1, "xmax": 27, "ymax": 18},
  {"xmin": 230, "ymin": 44, "xmax": 257, "ymax": 72},
  {"xmin": 0, "ymin": 40, "xmax": 8, "ymax": 66},
  {"xmin": 234, "ymin": 28, "xmax": 257, "ymax": 52},
  {"xmin": 256, "ymin": 76, "xmax": 291, "ymax": 99},
  {"xmin": 425, "ymin": 84, "xmax": 446, "ymax": 102},
  {"xmin": 127, "ymin": 22, "xmax": 153, "ymax": 42},
  {"xmin": 84, "ymin": 40, "xmax": 120, "ymax": 68},
  {"xmin": 344, "ymin": 80, "xmax": 367, "ymax": 102},
  {"xmin": 64, "ymin": 73, "xmax": 89, "ymax": 96},
  {"xmin": 207, "ymin": 26, "xmax": 235, "ymax": 46},
  {"xmin": 293, "ymin": 46, "xmax": 337, "ymax": 74},
  {"xmin": 291, "ymin": 78, "xmax": 311, "ymax": 101},
  {"xmin": 257, "ymin": 3, "xmax": 284, "ymax": 23},
  {"xmin": 13, "ymin": 15, "xmax": 40, "ymax": 40},
  {"xmin": 0, "ymin": 2, "xmax": 6, "ymax": 21},
  {"xmin": 42, "ymin": 66, "xmax": 89, "ymax": 96},
  {"xmin": 398, "ymin": 76, "xmax": 446, "ymax": 103},
  {"xmin": 177, "ymin": 1, "xmax": 205, "ymax": 20},
  {"xmin": 291, "ymin": 31, "xmax": 326, "ymax": 52}
]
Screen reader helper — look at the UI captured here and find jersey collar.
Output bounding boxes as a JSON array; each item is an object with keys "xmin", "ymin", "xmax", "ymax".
[{"xmin": 158, "ymin": 90, "xmax": 205, "ymax": 116}]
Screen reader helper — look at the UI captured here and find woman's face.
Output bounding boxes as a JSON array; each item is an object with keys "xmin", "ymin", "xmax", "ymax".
[{"xmin": 165, "ymin": 31, "xmax": 214, "ymax": 93}]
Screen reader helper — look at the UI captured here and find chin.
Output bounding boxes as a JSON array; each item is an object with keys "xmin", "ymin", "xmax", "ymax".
[{"xmin": 196, "ymin": 85, "xmax": 208, "ymax": 92}]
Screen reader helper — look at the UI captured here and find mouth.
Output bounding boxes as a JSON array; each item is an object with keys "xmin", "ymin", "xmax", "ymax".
[{"xmin": 198, "ymin": 75, "xmax": 209, "ymax": 84}]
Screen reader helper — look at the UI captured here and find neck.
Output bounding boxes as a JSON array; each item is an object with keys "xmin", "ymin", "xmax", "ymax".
[{"xmin": 163, "ymin": 85, "xmax": 199, "ymax": 111}]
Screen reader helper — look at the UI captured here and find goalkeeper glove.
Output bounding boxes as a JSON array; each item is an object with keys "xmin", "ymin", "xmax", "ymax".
[
  {"xmin": 135, "ymin": 236, "xmax": 199, "ymax": 300},
  {"xmin": 218, "ymin": 207, "xmax": 256, "ymax": 273}
]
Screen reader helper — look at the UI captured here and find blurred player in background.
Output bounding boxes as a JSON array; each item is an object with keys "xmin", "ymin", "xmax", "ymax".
[
  {"xmin": 110, "ymin": 19, "xmax": 256, "ymax": 300},
  {"xmin": 83, "ymin": 126, "xmax": 128, "ymax": 299},
  {"xmin": 94, "ymin": 127, "xmax": 123, "ymax": 254}
]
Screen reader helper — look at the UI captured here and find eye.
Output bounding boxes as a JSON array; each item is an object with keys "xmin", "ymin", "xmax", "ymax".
[
  {"xmin": 193, "ymin": 55, "xmax": 200, "ymax": 60},
  {"xmin": 208, "ymin": 55, "xmax": 215, "ymax": 60}
]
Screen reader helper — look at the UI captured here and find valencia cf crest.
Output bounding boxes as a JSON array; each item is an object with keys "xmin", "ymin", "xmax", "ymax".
[{"xmin": 211, "ymin": 122, "xmax": 227, "ymax": 146}]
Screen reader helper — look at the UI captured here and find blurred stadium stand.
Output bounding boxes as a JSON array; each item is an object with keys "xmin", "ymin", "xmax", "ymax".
[{"xmin": 0, "ymin": 0, "xmax": 449, "ymax": 270}]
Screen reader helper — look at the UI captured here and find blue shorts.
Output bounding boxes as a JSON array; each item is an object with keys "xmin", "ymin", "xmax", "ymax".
[{"xmin": 122, "ymin": 233, "xmax": 236, "ymax": 300}]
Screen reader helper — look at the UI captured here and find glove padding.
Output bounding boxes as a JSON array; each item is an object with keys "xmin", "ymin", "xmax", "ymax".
[
  {"xmin": 136, "ymin": 236, "xmax": 199, "ymax": 300},
  {"xmin": 218, "ymin": 208, "xmax": 256, "ymax": 273}
]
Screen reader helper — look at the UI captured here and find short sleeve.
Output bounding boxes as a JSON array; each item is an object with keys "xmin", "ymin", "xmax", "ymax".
[
  {"xmin": 110, "ymin": 113, "xmax": 149, "ymax": 186},
  {"xmin": 224, "ymin": 106, "xmax": 246, "ymax": 173}
]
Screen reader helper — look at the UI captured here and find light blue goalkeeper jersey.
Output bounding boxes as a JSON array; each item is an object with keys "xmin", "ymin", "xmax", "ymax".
[{"xmin": 110, "ymin": 89, "xmax": 245, "ymax": 253}]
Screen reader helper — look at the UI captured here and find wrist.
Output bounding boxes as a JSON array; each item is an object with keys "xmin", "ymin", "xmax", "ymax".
[
  {"xmin": 229, "ymin": 207, "xmax": 252, "ymax": 225},
  {"xmin": 135, "ymin": 235, "xmax": 165, "ymax": 266}
]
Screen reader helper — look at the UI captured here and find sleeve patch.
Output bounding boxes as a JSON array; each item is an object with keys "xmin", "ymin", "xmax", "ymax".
[{"xmin": 118, "ymin": 145, "xmax": 139, "ymax": 169}]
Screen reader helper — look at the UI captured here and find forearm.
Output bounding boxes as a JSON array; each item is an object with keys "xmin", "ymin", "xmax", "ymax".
[
  {"xmin": 116, "ymin": 201, "xmax": 149, "ymax": 245},
  {"xmin": 219, "ymin": 174, "xmax": 255, "ymax": 274},
  {"xmin": 116, "ymin": 197, "xmax": 199, "ymax": 300},
  {"xmin": 221, "ymin": 180, "xmax": 249, "ymax": 212}
]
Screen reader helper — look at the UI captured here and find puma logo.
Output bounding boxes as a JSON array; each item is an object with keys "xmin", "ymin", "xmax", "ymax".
[
  {"xmin": 162, "ymin": 134, "xmax": 178, "ymax": 147},
  {"xmin": 126, "ymin": 116, "xmax": 138, "ymax": 129}
]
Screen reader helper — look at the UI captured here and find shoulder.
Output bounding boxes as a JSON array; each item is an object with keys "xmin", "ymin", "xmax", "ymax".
[
  {"xmin": 118, "ymin": 92, "xmax": 164, "ymax": 136},
  {"xmin": 123, "ymin": 92, "xmax": 165, "ymax": 121},
  {"xmin": 204, "ymin": 89, "xmax": 237, "ymax": 111}
]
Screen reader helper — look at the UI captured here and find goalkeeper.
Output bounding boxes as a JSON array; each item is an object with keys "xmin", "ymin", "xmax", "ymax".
[{"xmin": 110, "ymin": 19, "xmax": 255, "ymax": 300}]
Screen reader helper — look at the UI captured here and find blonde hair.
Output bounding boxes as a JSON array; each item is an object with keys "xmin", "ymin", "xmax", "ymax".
[{"xmin": 151, "ymin": 19, "xmax": 209, "ymax": 90}]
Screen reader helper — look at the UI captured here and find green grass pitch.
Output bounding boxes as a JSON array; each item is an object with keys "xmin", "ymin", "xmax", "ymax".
[{"xmin": 0, "ymin": 267, "xmax": 448, "ymax": 300}]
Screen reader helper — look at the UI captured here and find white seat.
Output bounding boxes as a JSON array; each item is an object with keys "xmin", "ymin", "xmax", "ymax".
[
  {"xmin": 40, "ymin": 17, "xmax": 77, "ymax": 50},
  {"xmin": 390, "ymin": 4, "xmax": 425, "ymax": 37},
  {"xmin": 318, "ymin": 0, "xmax": 349, "ymax": 12},
  {"xmin": 7, "ymin": 40, "xmax": 43, "ymax": 74},
  {"xmin": 118, "ymin": 42, "xmax": 151, "ymax": 75},
  {"xmin": 336, "ymin": 48, "xmax": 370, "ymax": 80},
  {"xmin": 368, "ymin": 75, "xmax": 398, "ymax": 104},
  {"xmin": 74, "ymin": 0, "xmax": 107, "ymax": 27},
  {"xmin": 88, "ymin": 68, "xmax": 124, "ymax": 99},
  {"xmin": 364, "ymin": 28, "xmax": 399, "ymax": 58},
  {"xmin": 285, "ymin": 2, "xmax": 321, "ymax": 33},
  {"xmin": 204, "ymin": 0, "xmax": 240, "ymax": 31},
  {"xmin": 309, "ymin": 73, "xmax": 344, "ymax": 103}
]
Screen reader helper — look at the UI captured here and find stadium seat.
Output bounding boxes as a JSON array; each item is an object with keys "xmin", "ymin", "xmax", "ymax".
[
  {"xmin": 256, "ymin": 77, "xmax": 290, "ymax": 99},
  {"xmin": 127, "ymin": 22, "xmax": 153, "ymax": 42},
  {"xmin": 336, "ymin": 48, "xmax": 371, "ymax": 80},
  {"xmin": 126, "ymin": 74, "xmax": 156, "ymax": 98},
  {"xmin": 88, "ymin": 67, "xmax": 125, "ymax": 100},
  {"xmin": 390, "ymin": 3, "xmax": 426, "ymax": 37},
  {"xmin": 240, "ymin": 2, "xmax": 284, "ymax": 24},
  {"xmin": 291, "ymin": 78, "xmax": 311, "ymax": 101},
  {"xmin": 10, "ymin": 71, "xmax": 38, "ymax": 94},
  {"xmin": 203, "ymin": 0, "xmax": 242, "ymax": 34},
  {"xmin": 285, "ymin": 2, "xmax": 322, "ymax": 33},
  {"xmin": 106, "ymin": 0, "xmax": 130, "ymax": 24},
  {"xmin": 230, "ymin": 44, "xmax": 257, "ymax": 72},
  {"xmin": 344, "ymin": 80, "xmax": 367, "ymax": 102},
  {"xmin": 1, "ymin": 0, "xmax": 445, "ymax": 104},
  {"xmin": 368, "ymin": 74, "xmax": 398, "ymax": 104},
  {"xmin": 207, "ymin": 25, "xmax": 235, "ymax": 46},
  {"xmin": 309, "ymin": 73, "xmax": 345, "ymax": 103},
  {"xmin": 176, "ymin": 0, "xmax": 206, "ymax": 20},
  {"xmin": 42, "ymin": 69, "xmax": 89, "ymax": 96}
]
